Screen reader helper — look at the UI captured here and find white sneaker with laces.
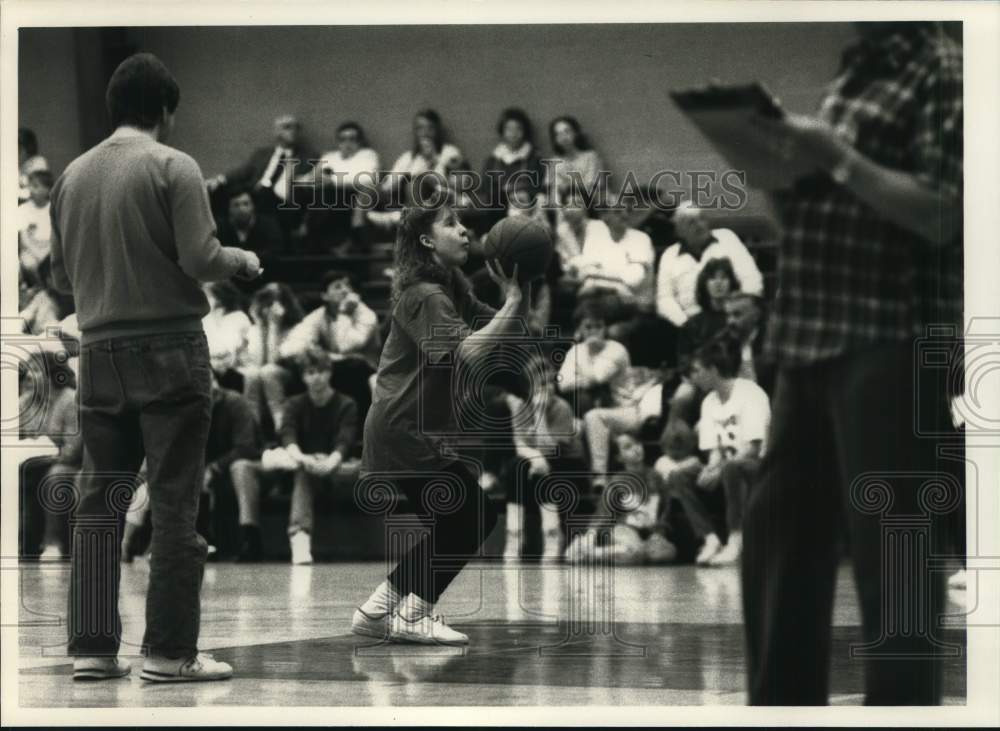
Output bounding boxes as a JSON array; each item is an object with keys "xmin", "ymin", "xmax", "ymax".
[
  {"xmin": 140, "ymin": 652, "xmax": 232, "ymax": 682},
  {"xmin": 695, "ymin": 533, "xmax": 723, "ymax": 565},
  {"xmin": 351, "ymin": 607, "xmax": 390, "ymax": 639},
  {"xmin": 290, "ymin": 530, "xmax": 313, "ymax": 565},
  {"xmin": 73, "ymin": 656, "xmax": 131, "ymax": 681},
  {"xmin": 388, "ymin": 612, "xmax": 469, "ymax": 645}
]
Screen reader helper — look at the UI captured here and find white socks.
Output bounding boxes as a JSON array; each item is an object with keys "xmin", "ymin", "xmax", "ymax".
[{"xmin": 360, "ymin": 580, "xmax": 402, "ymax": 617}]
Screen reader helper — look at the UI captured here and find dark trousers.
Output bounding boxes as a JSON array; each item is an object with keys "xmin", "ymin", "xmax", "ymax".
[
  {"xmin": 68, "ymin": 332, "xmax": 212, "ymax": 659},
  {"xmin": 387, "ymin": 461, "xmax": 500, "ymax": 603},
  {"xmin": 741, "ymin": 341, "xmax": 951, "ymax": 705}
]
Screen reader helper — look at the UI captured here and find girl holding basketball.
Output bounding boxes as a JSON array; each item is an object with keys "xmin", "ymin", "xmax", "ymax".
[{"xmin": 352, "ymin": 196, "xmax": 529, "ymax": 645}]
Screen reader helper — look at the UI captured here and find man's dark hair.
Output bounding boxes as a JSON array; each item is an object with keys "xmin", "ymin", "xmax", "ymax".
[
  {"xmin": 297, "ymin": 346, "xmax": 333, "ymax": 374},
  {"xmin": 18, "ymin": 127, "xmax": 39, "ymax": 157},
  {"xmin": 336, "ymin": 121, "xmax": 369, "ymax": 148},
  {"xmin": 693, "ymin": 333, "xmax": 742, "ymax": 379},
  {"xmin": 573, "ymin": 295, "xmax": 608, "ymax": 327},
  {"xmin": 27, "ymin": 169, "xmax": 54, "ymax": 189},
  {"xmin": 105, "ymin": 53, "xmax": 180, "ymax": 130},
  {"xmin": 226, "ymin": 184, "xmax": 254, "ymax": 203},
  {"xmin": 321, "ymin": 269, "xmax": 356, "ymax": 290}
]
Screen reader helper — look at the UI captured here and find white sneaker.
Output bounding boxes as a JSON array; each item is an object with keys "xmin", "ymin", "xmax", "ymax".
[
  {"xmin": 707, "ymin": 540, "xmax": 742, "ymax": 566},
  {"xmin": 948, "ymin": 569, "xmax": 967, "ymax": 590},
  {"xmin": 140, "ymin": 652, "xmax": 232, "ymax": 683},
  {"xmin": 39, "ymin": 545, "xmax": 64, "ymax": 562},
  {"xmin": 73, "ymin": 656, "xmax": 131, "ymax": 681},
  {"xmin": 290, "ymin": 530, "xmax": 313, "ymax": 565},
  {"xmin": 351, "ymin": 607, "xmax": 390, "ymax": 639},
  {"xmin": 695, "ymin": 533, "xmax": 723, "ymax": 565},
  {"xmin": 388, "ymin": 612, "xmax": 469, "ymax": 645}
]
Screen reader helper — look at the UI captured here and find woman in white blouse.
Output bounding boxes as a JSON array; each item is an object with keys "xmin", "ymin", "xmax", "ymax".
[{"xmin": 384, "ymin": 109, "xmax": 464, "ymax": 190}]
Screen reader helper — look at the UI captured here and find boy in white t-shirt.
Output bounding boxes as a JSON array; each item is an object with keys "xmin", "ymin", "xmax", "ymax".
[
  {"xmin": 663, "ymin": 336, "xmax": 770, "ymax": 566},
  {"xmin": 18, "ymin": 169, "xmax": 54, "ymax": 283}
]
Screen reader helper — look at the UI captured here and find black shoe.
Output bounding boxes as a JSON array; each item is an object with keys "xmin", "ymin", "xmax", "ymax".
[{"xmin": 237, "ymin": 525, "xmax": 263, "ymax": 562}]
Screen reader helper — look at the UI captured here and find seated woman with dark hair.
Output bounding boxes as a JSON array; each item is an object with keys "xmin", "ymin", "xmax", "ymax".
[
  {"xmin": 241, "ymin": 282, "xmax": 306, "ymax": 433},
  {"xmin": 479, "ymin": 108, "xmax": 546, "ymax": 231},
  {"xmin": 547, "ymin": 115, "xmax": 605, "ymax": 201},
  {"xmin": 384, "ymin": 109, "xmax": 465, "ymax": 196},
  {"xmin": 369, "ymin": 109, "xmax": 467, "ymax": 234},
  {"xmin": 677, "ymin": 256, "xmax": 741, "ymax": 365}
]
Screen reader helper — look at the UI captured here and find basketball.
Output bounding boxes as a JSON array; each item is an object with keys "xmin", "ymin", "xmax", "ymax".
[{"xmin": 482, "ymin": 216, "xmax": 553, "ymax": 283}]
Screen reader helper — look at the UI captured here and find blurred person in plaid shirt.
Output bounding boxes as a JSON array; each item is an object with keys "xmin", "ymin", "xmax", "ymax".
[{"xmin": 740, "ymin": 22, "xmax": 963, "ymax": 705}]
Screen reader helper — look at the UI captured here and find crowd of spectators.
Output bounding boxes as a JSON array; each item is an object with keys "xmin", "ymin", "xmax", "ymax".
[{"xmin": 16, "ymin": 109, "xmax": 774, "ymax": 567}]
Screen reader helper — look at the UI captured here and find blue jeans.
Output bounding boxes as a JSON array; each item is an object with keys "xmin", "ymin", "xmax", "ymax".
[{"xmin": 68, "ymin": 332, "xmax": 212, "ymax": 659}]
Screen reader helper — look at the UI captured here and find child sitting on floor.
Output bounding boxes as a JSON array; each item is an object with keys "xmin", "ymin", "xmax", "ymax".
[{"xmin": 564, "ymin": 432, "xmax": 677, "ymax": 565}]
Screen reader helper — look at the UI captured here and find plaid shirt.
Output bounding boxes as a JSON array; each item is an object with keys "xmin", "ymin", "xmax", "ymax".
[{"xmin": 765, "ymin": 24, "xmax": 963, "ymax": 365}]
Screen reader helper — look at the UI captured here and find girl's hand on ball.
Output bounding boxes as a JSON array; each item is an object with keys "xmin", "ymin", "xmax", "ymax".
[{"xmin": 485, "ymin": 258, "xmax": 522, "ymax": 304}]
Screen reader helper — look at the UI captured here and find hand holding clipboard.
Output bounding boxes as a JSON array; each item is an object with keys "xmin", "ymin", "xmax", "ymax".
[{"xmin": 669, "ymin": 82, "xmax": 822, "ymax": 190}]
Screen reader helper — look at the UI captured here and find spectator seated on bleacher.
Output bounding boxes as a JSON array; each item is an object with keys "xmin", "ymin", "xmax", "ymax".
[
  {"xmin": 547, "ymin": 115, "xmax": 605, "ymax": 202},
  {"xmin": 18, "ymin": 169, "xmax": 54, "ymax": 284},
  {"xmin": 553, "ymin": 188, "xmax": 607, "ymax": 292},
  {"xmin": 501, "ymin": 353, "xmax": 588, "ymax": 561},
  {"xmin": 665, "ymin": 279, "xmax": 771, "ymax": 429},
  {"xmin": 564, "ymin": 433, "xmax": 677, "ymax": 565},
  {"xmin": 578, "ymin": 197, "xmax": 672, "ymax": 368},
  {"xmin": 556, "ymin": 297, "xmax": 631, "ymax": 414},
  {"xmin": 301, "ymin": 121, "xmax": 380, "ymax": 254},
  {"xmin": 723, "ymin": 291, "xmax": 775, "ymax": 397},
  {"xmin": 18, "ymin": 349, "xmax": 82, "ymax": 560},
  {"xmin": 202, "ymin": 280, "xmax": 251, "ymax": 391},
  {"xmin": 556, "ymin": 298, "xmax": 663, "ymax": 490},
  {"xmin": 19, "ymin": 256, "xmax": 75, "ymax": 336},
  {"xmin": 215, "ymin": 187, "xmax": 285, "ymax": 264},
  {"xmin": 575, "ymin": 198, "xmax": 655, "ymax": 307},
  {"xmin": 479, "ymin": 107, "xmax": 547, "ymax": 233},
  {"xmin": 18, "ymin": 127, "xmax": 49, "ymax": 204},
  {"xmin": 233, "ymin": 347, "xmax": 358, "ymax": 565},
  {"xmin": 661, "ymin": 336, "xmax": 770, "ymax": 567},
  {"xmin": 655, "ymin": 201, "xmax": 763, "ymax": 359},
  {"xmin": 241, "ymin": 283, "xmax": 306, "ymax": 432},
  {"xmin": 678, "ymin": 256, "xmax": 741, "ymax": 364},
  {"xmin": 368, "ymin": 109, "xmax": 466, "ymax": 235},
  {"xmin": 277, "ymin": 269, "xmax": 380, "ymax": 426},
  {"xmin": 206, "ymin": 114, "xmax": 317, "ymax": 244}
]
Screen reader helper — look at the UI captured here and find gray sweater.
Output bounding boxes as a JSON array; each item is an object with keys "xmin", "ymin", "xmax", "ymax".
[{"xmin": 50, "ymin": 128, "xmax": 246, "ymax": 343}]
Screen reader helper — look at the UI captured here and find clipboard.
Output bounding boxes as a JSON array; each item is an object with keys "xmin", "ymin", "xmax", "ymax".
[{"xmin": 670, "ymin": 82, "xmax": 816, "ymax": 190}]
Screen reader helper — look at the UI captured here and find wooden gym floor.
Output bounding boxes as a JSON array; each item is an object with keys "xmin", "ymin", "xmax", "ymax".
[{"xmin": 16, "ymin": 560, "xmax": 966, "ymax": 708}]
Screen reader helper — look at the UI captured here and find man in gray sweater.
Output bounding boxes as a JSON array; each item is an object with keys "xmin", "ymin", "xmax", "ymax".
[{"xmin": 50, "ymin": 53, "xmax": 261, "ymax": 683}]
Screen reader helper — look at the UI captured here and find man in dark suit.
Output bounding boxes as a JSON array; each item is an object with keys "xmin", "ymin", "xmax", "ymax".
[{"xmin": 207, "ymin": 114, "xmax": 316, "ymax": 242}]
